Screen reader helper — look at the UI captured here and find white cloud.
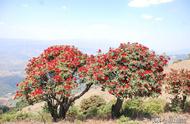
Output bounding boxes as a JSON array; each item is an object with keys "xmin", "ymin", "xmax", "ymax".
[
  {"xmin": 141, "ymin": 14, "xmax": 164, "ymax": 21},
  {"xmin": 128, "ymin": 0, "xmax": 174, "ymax": 7},
  {"xmin": 141, "ymin": 14, "xmax": 153, "ymax": 20},
  {"xmin": 0, "ymin": 71, "xmax": 23, "ymax": 77}
]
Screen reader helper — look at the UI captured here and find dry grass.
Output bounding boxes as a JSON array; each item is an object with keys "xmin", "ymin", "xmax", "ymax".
[{"xmin": 2, "ymin": 112, "xmax": 190, "ymax": 124}]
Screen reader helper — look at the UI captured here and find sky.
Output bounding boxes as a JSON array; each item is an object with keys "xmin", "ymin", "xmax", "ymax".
[{"xmin": 0, "ymin": 0, "xmax": 190, "ymax": 54}]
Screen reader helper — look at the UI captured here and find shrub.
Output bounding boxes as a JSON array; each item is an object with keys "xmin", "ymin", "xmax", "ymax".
[
  {"xmin": 123, "ymin": 98, "xmax": 166, "ymax": 118},
  {"xmin": 97, "ymin": 100, "xmax": 115, "ymax": 119},
  {"xmin": 0, "ymin": 105, "xmax": 9, "ymax": 113},
  {"xmin": 15, "ymin": 100, "xmax": 29, "ymax": 110},
  {"xmin": 122, "ymin": 99, "xmax": 143, "ymax": 118},
  {"xmin": 34, "ymin": 112, "xmax": 52, "ymax": 124},
  {"xmin": 85, "ymin": 106, "xmax": 98, "ymax": 118},
  {"xmin": 0, "ymin": 111, "xmax": 31, "ymax": 123},
  {"xmin": 142, "ymin": 98, "xmax": 166, "ymax": 116},
  {"xmin": 166, "ymin": 96, "xmax": 183, "ymax": 112},
  {"xmin": 184, "ymin": 100, "xmax": 190, "ymax": 113},
  {"xmin": 80, "ymin": 95, "xmax": 106, "ymax": 114},
  {"xmin": 67, "ymin": 105, "xmax": 80, "ymax": 120}
]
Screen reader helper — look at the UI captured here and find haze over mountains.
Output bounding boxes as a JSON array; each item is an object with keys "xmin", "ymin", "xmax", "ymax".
[{"xmin": 0, "ymin": 38, "xmax": 189, "ymax": 97}]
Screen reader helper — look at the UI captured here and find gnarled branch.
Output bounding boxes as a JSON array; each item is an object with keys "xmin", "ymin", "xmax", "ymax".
[{"xmin": 69, "ymin": 83, "xmax": 93, "ymax": 103}]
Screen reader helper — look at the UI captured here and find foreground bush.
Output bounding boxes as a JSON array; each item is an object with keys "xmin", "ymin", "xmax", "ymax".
[
  {"xmin": 66, "ymin": 98, "xmax": 114, "ymax": 120},
  {"xmin": 67, "ymin": 105, "xmax": 83, "ymax": 120},
  {"xmin": 80, "ymin": 95, "xmax": 106, "ymax": 113},
  {"xmin": 80, "ymin": 95, "xmax": 106, "ymax": 118},
  {"xmin": 97, "ymin": 100, "xmax": 115, "ymax": 119},
  {"xmin": 122, "ymin": 99, "xmax": 142, "ymax": 118},
  {"xmin": 142, "ymin": 98, "xmax": 166, "ymax": 116},
  {"xmin": 123, "ymin": 98, "xmax": 166, "ymax": 118}
]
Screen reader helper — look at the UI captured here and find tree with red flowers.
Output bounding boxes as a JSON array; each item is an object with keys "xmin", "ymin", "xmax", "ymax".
[
  {"xmin": 80, "ymin": 43, "xmax": 169, "ymax": 118},
  {"xmin": 15, "ymin": 45, "xmax": 93, "ymax": 121},
  {"xmin": 165, "ymin": 69, "xmax": 190, "ymax": 110}
]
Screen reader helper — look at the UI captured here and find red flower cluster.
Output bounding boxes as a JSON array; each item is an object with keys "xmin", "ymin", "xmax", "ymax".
[
  {"xmin": 15, "ymin": 43, "xmax": 169, "ymax": 102},
  {"xmin": 79, "ymin": 42, "xmax": 169, "ymax": 98},
  {"xmin": 15, "ymin": 45, "xmax": 87, "ymax": 101}
]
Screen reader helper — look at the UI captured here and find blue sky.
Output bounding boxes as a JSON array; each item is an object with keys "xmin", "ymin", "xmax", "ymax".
[{"xmin": 0, "ymin": 0, "xmax": 190, "ymax": 54}]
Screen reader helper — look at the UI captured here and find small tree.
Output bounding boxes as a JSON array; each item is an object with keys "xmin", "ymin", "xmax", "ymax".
[
  {"xmin": 15, "ymin": 45, "xmax": 93, "ymax": 121},
  {"xmin": 165, "ymin": 69, "xmax": 190, "ymax": 111},
  {"xmin": 80, "ymin": 43, "xmax": 169, "ymax": 118}
]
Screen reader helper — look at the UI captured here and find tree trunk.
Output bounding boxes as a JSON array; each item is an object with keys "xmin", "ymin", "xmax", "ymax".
[
  {"xmin": 58, "ymin": 103, "xmax": 70, "ymax": 119},
  {"xmin": 45, "ymin": 83, "xmax": 93, "ymax": 121},
  {"xmin": 111, "ymin": 98, "xmax": 123, "ymax": 119},
  {"xmin": 47, "ymin": 101, "xmax": 58, "ymax": 122}
]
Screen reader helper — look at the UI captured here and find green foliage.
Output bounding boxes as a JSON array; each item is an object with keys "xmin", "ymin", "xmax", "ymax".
[
  {"xmin": 122, "ymin": 99, "xmax": 143, "ymax": 118},
  {"xmin": 15, "ymin": 99, "xmax": 29, "ymax": 110},
  {"xmin": 0, "ymin": 111, "xmax": 31, "ymax": 123},
  {"xmin": 42, "ymin": 103, "xmax": 50, "ymax": 113},
  {"xmin": 84, "ymin": 106, "xmax": 98, "ymax": 118},
  {"xmin": 67, "ymin": 105, "xmax": 82, "ymax": 120},
  {"xmin": 117, "ymin": 115, "xmax": 130, "ymax": 124},
  {"xmin": 123, "ymin": 98, "xmax": 166, "ymax": 118},
  {"xmin": 35, "ymin": 112, "xmax": 52, "ymax": 124},
  {"xmin": 0, "ymin": 105, "xmax": 9, "ymax": 113},
  {"xmin": 97, "ymin": 100, "xmax": 114, "ymax": 118},
  {"xmin": 142, "ymin": 98, "xmax": 166, "ymax": 115},
  {"xmin": 80, "ymin": 95, "xmax": 106, "ymax": 114},
  {"xmin": 64, "ymin": 96, "xmax": 113, "ymax": 120},
  {"xmin": 0, "ymin": 110, "xmax": 52, "ymax": 123},
  {"xmin": 167, "ymin": 96, "xmax": 182, "ymax": 112},
  {"xmin": 184, "ymin": 100, "xmax": 190, "ymax": 113}
]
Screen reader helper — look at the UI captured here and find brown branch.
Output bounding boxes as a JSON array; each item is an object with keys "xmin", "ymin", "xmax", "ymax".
[{"xmin": 69, "ymin": 83, "xmax": 93, "ymax": 103}]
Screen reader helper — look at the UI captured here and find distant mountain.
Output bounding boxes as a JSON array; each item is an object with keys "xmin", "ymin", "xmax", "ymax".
[
  {"xmin": 169, "ymin": 54, "xmax": 189, "ymax": 62},
  {"xmin": 0, "ymin": 75, "xmax": 23, "ymax": 96}
]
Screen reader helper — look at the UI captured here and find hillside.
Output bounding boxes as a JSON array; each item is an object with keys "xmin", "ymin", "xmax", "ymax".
[{"xmin": 164, "ymin": 59, "xmax": 190, "ymax": 73}]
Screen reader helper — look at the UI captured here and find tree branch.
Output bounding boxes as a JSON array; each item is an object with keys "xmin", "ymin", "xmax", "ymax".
[{"xmin": 69, "ymin": 83, "xmax": 93, "ymax": 103}]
